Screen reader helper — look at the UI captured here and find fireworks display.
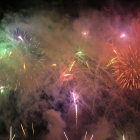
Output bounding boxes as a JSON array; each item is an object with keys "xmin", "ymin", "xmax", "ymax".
[
  {"xmin": 108, "ymin": 46, "xmax": 140, "ymax": 90},
  {"xmin": 0, "ymin": 10, "xmax": 139, "ymax": 140}
]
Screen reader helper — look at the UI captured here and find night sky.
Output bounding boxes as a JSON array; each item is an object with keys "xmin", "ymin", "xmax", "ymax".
[{"xmin": 0, "ymin": 0, "xmax": 140, "ymax": 18}]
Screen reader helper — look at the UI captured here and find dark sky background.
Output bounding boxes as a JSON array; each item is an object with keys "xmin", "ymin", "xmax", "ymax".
[{"xmin": 0, "ymin": 0, "xmax": 140, "ymax": 18}]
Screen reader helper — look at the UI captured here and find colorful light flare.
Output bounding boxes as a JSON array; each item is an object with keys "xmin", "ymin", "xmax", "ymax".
[
  {"xmin": 72, "ymin": 92, "xmax": 78, "ymax": 128},
  {"xmin": 18, "ymin": 35, "xmax": 24, "ymax": 42},
  {"xmin": 120, "ymin": 33, "xmax": 126, "ymax": 38},
  {"xmin": 81, "ymin": 31, "xmax": 89, "ymax": 38}
]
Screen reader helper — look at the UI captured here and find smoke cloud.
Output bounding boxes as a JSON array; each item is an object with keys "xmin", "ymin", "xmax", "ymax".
[{"xmin": 0, "ymin": 9, "xmax": 139, "ymax": 140}]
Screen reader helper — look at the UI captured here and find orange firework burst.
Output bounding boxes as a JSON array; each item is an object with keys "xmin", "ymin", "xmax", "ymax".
[{"xmin": 108, "ymin": 46, "xmax": 140, "ymax": 90}]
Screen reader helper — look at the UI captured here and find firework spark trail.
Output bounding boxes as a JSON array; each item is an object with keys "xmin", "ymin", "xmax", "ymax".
[
  {"xmin": 75, "ymin": 104, "xmax": 78, "ymax": 128},
  {"xmin": 69, "ymin": 61, "xmax": 76, "ymax": 72},
  {"xmin": 113, "ymin": 49, "xmax": 117, "ymax": 55},
  {"xmin": 89, "ymin": 134, "xmax": 94, "ymax": 140},
  {"xmin": 64, "ymin": 74, "xmax": 72, "ymax": 77},
  {"xmin": 10, "ymin": 126, "xmax": 12, "ymax": 140},
  {"xmin": 123, "ymin": 135, "xmax": 125, "ymax": 140},
  {"xmin": 84, "ymin": 131, "xmax": 87, "ymax": 140},
  {"xmin": 23, "ymin": 63, "xmax": 26, "ymax": 71},
  {"xmin": 12, "ymin": 134, "xmax": 16, "ymax": 140},
  {"xmin": 64, "ymin": 131, "xmax": 69, "ymax": 140},
  {"xmin": 72, "ymin": 92, "xmax": 78, "ymax": 128},
  {"xmin": 9, "ymin": 51, "xmax": 12, "ymax": 56},
  {"xmin": 86, "ymin": 61, "xmax": 90, "ymax": 69},
  {"xmin": 32, "ymin": 122, "xmax": 35, "ymax": 136},
  {"xmin": 72, "ymin": 92, "xmax": 76, "ymax": 105},
  {"xmin": 51, "ymin": 63, "xmax": 57, "ymax": 67},
  {"xmin": 21, "ymin": 124, "xmax": 26, "ymax": 136}
]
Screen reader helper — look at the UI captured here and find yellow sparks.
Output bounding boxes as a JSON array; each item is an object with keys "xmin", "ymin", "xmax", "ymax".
[
  {"xmin": 86, "ymin": 61, "xmax": 90, "ymax": 69},
  {"xmin": 69, "ymin": 61, "xmax": 75, "ymax": 72},
  {"xmin": 64, "ymin": 73, "xmax": 72, "ymax": 77},
  {"xmin": 9, "ymin": 51, "xmax": 12, "ymax": 56},
  {"xmin": 12, "ymin": 134, "xmax": 16, "ymax": 140},
  {"xmin": 23, "ymin": 63, "xmax": 26, "ymax": 70},
  {"xmin": 21, "ymin": 124, "xmax": 26, "ymax": 136},
  {"xmin": 52, "ymin": 64, "xmax": 57, "ymax": 67},
  {"xmin": 107, "ymin": 46, "xmax": 140, "ymax": 90}
]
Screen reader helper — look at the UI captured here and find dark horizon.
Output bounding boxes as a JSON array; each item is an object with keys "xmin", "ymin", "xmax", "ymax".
[{"xmin": 0, "ymin": 0, "xmax": 140, "ymax": 18}]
